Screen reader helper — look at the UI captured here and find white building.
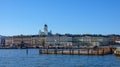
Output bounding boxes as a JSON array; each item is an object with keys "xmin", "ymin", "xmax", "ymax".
[
  {"xmin": 38, "ymin": 24, "xmax": 52, "ymax": 35},
  {"xmin": 73, "ymin": 35, "xmax": 109, "ymax": 46},
  {"xmin": 45, "ymin": 35, "xmax": 73, "ymax": 46},
  {"xmin": 115, "ymin": 41, "xmax": 120, "ymax": 44}
]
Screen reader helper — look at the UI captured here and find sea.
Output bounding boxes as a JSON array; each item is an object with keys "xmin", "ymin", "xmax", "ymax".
[{"xmin": 0, "ymin": 49, "xmax": 120, "ymax": 67}]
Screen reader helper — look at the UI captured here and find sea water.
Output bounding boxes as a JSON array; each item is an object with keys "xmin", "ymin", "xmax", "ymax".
[{"xmin": 0, "ymin": 49, "xmax": 120, "ymax": 67}]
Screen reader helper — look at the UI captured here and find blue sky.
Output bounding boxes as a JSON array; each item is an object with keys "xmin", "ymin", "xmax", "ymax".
[{"xmin": 0, "ymin": 0, "xmax": 120, "ymax": 36}]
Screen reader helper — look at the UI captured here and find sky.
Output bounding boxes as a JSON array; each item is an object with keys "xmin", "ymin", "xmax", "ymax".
[{"xmin": 0, "ymin": 0, "xmax": 120, "ymax": 36}]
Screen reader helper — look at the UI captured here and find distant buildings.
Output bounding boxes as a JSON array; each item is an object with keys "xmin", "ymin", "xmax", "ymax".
[
  {"xmin": 0, "ymin": 35, "xmax": 6, "ymax": 47},
  {"xmin": 45, "ymin": 34, "xmax": 73, "ymax": 47},
  {"xmin": 116, "ymin": 41, "xmax": 120, "ymax": 44},
  {"xmin": 72, "ymin": 35, "xmax": 109, "ymax": 46},
  {"xmin": 5, "ymin": 35, "xmax": 110, "ymax": 48},
  {"xmin": 109, "ymin": 35, "xmax": 120, "ymax": 45},
  {"xmin": 5, "ymin": 35, "xmax": 45, "ymax": 48},
  {"xmin": 3, "ymin": 24, "xmax": 120, "ymax": 48}
]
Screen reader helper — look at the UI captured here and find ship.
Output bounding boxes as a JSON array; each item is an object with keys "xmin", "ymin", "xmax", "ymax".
[{"xmin": 114, "ymin": 47, "xmax": 120, "ymax": 56}]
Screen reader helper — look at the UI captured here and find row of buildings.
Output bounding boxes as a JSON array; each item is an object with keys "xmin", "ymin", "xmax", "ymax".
[
  {"xmin": 3, "ymin": 34, "xmax": 120, "ymax": 48},
  {"xmin": 4, "ymin": 34, "xmax": 109, "ymax": 47},
  {"xmin": 0, "ymin": 24, "xmax": 120, "ymax": 48}
]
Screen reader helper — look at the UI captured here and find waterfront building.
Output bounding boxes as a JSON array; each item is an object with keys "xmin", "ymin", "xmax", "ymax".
[
  {"xmin": 72, "ymin": 35, "xmax": 82, "ymax": 46},
  {"xmin": 5, "ymin": 35, "xmax": 46, "ymax": 48},
  {"xmin": 73, "ymin": 35, "xmax": 109, "ymax": 46},
  {"xmin": 0, "ymin": 35, "xmax": 3, "ymax": 45},
  {"xmin": 115, "ymin": 41, "xmax": 120, "ymax": 44},
  {"xmin": 45, "ymin": 34, "xmax": 73, "ymax": 47},
  {"xmin": 109, "ymin": 35, "xmax": 120, "ymax": 45},
  {"xmin": 0, "ymin": 35, "xmax": 6, "ymax": 46}
]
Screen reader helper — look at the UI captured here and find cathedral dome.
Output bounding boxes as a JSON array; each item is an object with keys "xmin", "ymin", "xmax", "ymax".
[{"xmin": 44, "ymin": 24, "xmax": 47, "ymax": 27}]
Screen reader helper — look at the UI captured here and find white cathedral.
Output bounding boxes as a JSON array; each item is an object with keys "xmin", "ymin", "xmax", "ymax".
[{"xmin": 38, "ymin": 24, "xmax": 52, "ymax": 35}]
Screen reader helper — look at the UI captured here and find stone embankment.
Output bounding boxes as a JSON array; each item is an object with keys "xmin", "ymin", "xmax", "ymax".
[{"xmin": 39, "ymin": 46, "xmax": 116, "ymax": 55}]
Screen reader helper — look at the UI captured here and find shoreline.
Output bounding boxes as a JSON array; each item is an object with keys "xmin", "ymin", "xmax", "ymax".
[{"xmin": 0, "ymin": 47, "xmax": 117, "ymax": 56}]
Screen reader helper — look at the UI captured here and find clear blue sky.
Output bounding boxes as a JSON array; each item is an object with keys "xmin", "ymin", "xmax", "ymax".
[{"xmin": 0, "ymin": 0, "xmax": 120, "ymax": 36}]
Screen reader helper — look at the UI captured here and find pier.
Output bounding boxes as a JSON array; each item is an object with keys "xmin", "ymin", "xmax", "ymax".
[{"xmin": 39, "ymin": 46, "xmax": 115, "ymax": 55}]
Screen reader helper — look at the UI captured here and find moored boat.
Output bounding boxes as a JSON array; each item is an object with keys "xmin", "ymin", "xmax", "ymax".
[{"xmin": 114, "ymin": 47, "xmax": 120, "ymax": 56}]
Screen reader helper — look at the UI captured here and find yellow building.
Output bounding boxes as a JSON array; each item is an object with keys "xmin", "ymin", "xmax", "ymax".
[{"xmin": 5, "ymin": 35, "xmax": 45, "ymax": 48}]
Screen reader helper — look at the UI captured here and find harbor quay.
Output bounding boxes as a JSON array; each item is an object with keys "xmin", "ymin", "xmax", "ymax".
[{"xmin": 39, "ymin": 46, "xmax": 115, "ymax": 55}]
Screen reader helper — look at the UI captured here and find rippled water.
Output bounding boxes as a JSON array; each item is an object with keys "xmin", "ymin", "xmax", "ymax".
[{"xmin": 0, "ymin": 49, "xmax": 120, "ymax": 67}]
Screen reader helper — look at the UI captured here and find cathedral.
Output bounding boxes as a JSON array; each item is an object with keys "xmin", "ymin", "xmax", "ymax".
[{"xmin": 38, "ymin": 24, "xmax": 52, "ymax": 35}]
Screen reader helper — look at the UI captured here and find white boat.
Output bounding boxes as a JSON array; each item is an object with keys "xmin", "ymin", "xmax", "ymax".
[{"xmin": 114, "ymin": 47, "xmax": 120, "ymax": 56}]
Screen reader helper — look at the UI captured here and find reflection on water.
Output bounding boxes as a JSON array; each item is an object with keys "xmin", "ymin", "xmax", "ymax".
[{"xmin": 0, "ymin": 49, "xmax": 120, "ymax": 67}]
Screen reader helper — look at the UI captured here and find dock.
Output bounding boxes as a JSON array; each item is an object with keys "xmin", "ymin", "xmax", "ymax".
[{"xmin": 39, "ymin": 46, "xmax": 115, "ymax": 55}]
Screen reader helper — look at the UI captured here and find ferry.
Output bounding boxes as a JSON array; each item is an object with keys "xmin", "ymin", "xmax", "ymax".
[{"xmin": 114, "ymin": 47, "xmax": 120, "ymax": 56}]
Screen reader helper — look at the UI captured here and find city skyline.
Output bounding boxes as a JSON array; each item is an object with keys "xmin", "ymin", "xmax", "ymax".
[{"xmin": 0, "ymin": 0, "xmax": 120, "ymax": 36}]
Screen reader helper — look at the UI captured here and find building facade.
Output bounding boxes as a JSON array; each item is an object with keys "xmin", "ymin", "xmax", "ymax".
[
  {"xmin": 5, "ymin": 35, "xmax": 46, "ymax": 47},
  {"xmin": 5, "ymin": 34, "xmax": 110, "ymax": 47},
  {"xmin": 73, "ymin": 35, "xmax": 109, "ymax": 46},
  {"xmin": 45, "ymin": 35, "xmax": 73, "ymax": 47},
  {"xmin": 0, "ymin": 35, "xmax": 6, "ymax": 45}
]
